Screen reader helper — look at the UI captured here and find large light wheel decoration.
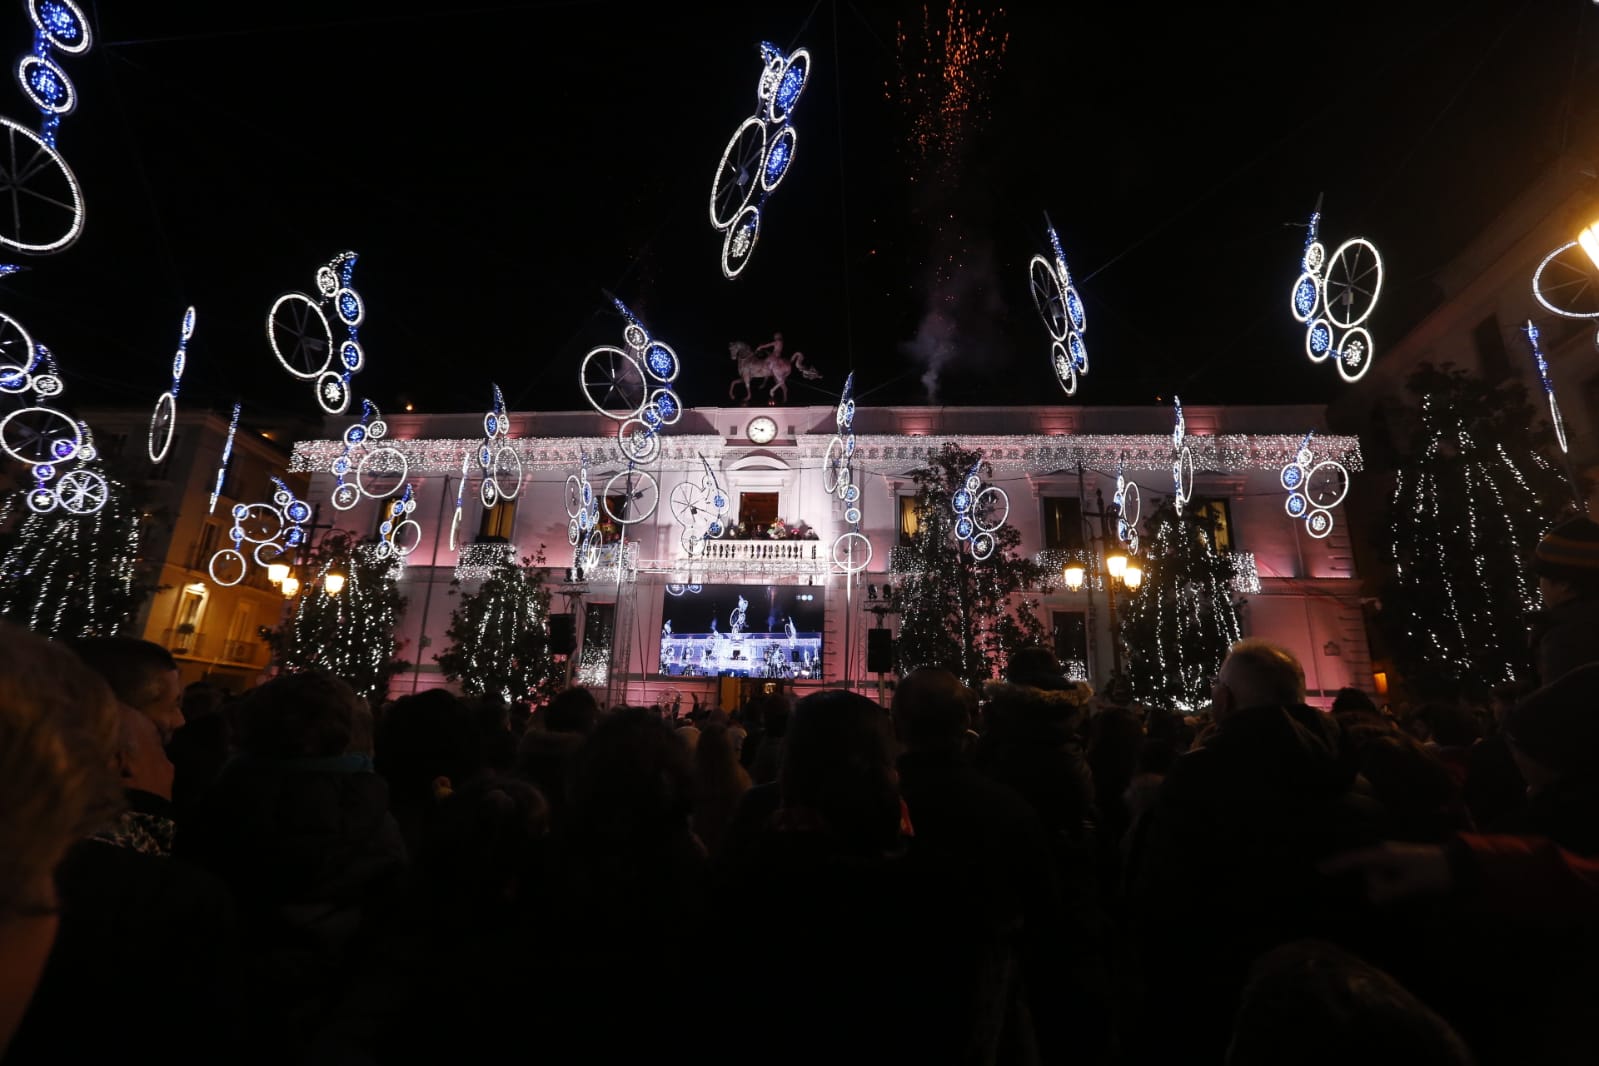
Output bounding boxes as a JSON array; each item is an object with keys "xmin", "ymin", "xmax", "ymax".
[
  {"xmin": 267, "ymin": 293, "xmax": 333, "ymax": 379},
  {"xmin": 0, "ymin": 309, "xmax": 36, "ymax": 375},
  {"xmin": 1321, "ymin": 238, "xmax": 1383, "ymax": 329},
  {"xmin": 1029, "ymin": 255, "xmax": 1069, "ymax": 340},
  {"xmin": 722, "ymin": 206, "xmax": 760, "ymax": 279},
  {"xmin": 822, "ymin": 435, "xmax": 846, "ymax": 493},
  {"xmin": 618, "ymin": 418, "xmax": 661, "ymax": 464},
  {"xmin": 972, "ymin": 485, "xmax": 1009, "ymax": 533},
  {"xmin": 53, "ymin": 467, "xmax": 104, "ymax": 513},
  {"xmin": 1335, "ymin": 326, "xmax": 1375, "ymax": 383},
  {"xmin": 760, "ymin": 125, "xmax": 796, "ymax": 193},
  {"xmin": 0, "ymin": 117, "xmax": 82, "ymax": 254},
  {"xmin": 580, "ymin": 346, "xmax": 646, "ymax": 420},
  {"xmin": 765, "ymin": 47, "xmax": 810, "ymax": 125},
  {"xmin": 1532, "ymin": 241, "xmax": 1599, "ymax": 319},
  {"xmin": 1305, "ymin": 509, "xmax": 1334, "ymax": 539},
  {"xmin": 565, "ymin": 475, "xmax": 584, "ymax": 518},
  {"xmin": 492, "ymin": 446, "xmax": 522, "ymax": 499},
  {"xmin": 355, "ymin": 446, "xmax": 408, "ymax": 498},
  {"xmin": 1305, "ymin": 318, "xmax": 1334, "ymax": 363},
  {"xmin": 603, "ymin": 469, "xmax": 658, "ymax": 524},
  {"xmin": 1305, "ymin": 460, "xmax": 1350, "ymax": 509},
  {"xmin": 1, "ymin": 404, "xmax": 79, "ymax": 465},
  {"xmin": 670, "ymin": 480, "xmax": 716, "ymax": 537},
  {"xmin": 832, "ymin": 531, "xmax": 872, "ymax": 574},
  {"xmin": 710, "ymin": 117, "xmax": 765, "ymax": 228},
  {"xmin": 208, "ymin": 548, "xmax": 246, "ymax": 587},
  {"xmin": 1173, "ymin": 447, "xmax": 1194, "ymax": 509},
  {"xmin": 1028, "ymin": 215, "xmax": 1088, "ymax": 397},
  {"xmin": 1290, "ymin": 272, "xmax": 1321, "ymax": 323},
  {"xmin": 147, "ymin": 391, "xmax": 176, "ymax": 463}
]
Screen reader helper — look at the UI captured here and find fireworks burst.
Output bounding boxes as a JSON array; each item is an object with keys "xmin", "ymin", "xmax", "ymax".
[{"xmin": 889, "ymin": 2, "xmax": 1009, "ymax": 184}]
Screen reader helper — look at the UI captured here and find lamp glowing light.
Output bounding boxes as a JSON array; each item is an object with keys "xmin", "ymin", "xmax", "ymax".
[
  {"xmin": 1063, "ymin": 562, "xmax": 1085, "ymax": 591},
  {"xmin": 1105, "ymin": 550, "xmax": 1128, "ymax": 580},
  {"xmin": 1579, "ymin": 220, "xmax": 1599, "ymax": 272},
  {"xmin": 1122, "ymin": 561, "xmax": 1144, "ymax": 590},
  {"xmin": 267, "ymin": 562, "xmax": 290, "ymax": 585},
  {"xmin": 280, "ymin": 576, "xmax": 300, "ymax": 598},
  {"xmin": 323, "ymin": 570, "xmax": 346, "ymax": 596}
]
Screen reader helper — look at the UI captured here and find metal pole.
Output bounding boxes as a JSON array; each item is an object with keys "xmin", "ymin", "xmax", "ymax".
[
  {"xmin": 409, "ymin": 473, "xmax": 453, "ymax": 695},
  {"xmin": 1290, "ymin": 519, "xmax": 1324, "ymax": 699}
]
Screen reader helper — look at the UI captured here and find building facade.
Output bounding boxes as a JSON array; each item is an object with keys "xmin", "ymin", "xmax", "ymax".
[{"xmin": 289, "ymin": 402, "xmax": 1370, "ymax": 709}]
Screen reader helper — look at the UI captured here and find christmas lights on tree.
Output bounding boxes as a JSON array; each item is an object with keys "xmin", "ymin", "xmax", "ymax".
[
  {"xmin": 1118, "ymin": 496, "xmax": 1244, "ymax": 711},
  {"xmin": 1380, "ymin": 363, "xmax": 1567, "ymax": 694},
  {"xmin": 435, "ymin": 547, "xmax": 560, "ymax": 705},
  {"xmin": 893, "ymin": 442, "xmax": 1046, "ymax": 690},
  {"xmin": 274, "ymin": 531, "xmax": 409, "ymax": 702}
]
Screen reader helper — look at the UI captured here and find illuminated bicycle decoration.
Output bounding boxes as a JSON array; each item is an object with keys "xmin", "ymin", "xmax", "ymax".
[
  {"xmin": 373, "ymin": 483, "xmax": 421, "ymax": 561},
  {"xmin": 1522, "ymin": 320, "xmax": 1569, "ymax": 455},
  {"xmin": 1112, "ymin": 465, "xmax": 1141, "ymax": 555},
  {"xmin": 665, "ymin": 582, "xmax": 703, "ymax": 597},
  {"xmin": 267, "ymin": 250, "xmax": 366, "ymax": 414},
  {"xmin": 475, "ymin": 383, "xmax": 521, "ymax": 509},
  {"xmin": 564, "ymin": 451, "xmax": 602, "ymax": 575},
  {"xmin": 329, "ymin": 400, "xmax": 403, "ymax": 512},
  {"xmin": 0, "ymin": 1, "xmax": 90, "ymax": 257},
  {"xmin": 1280, "ymin": 431, "xmax": 1348, "ymax": 540},
  {"xmin": 208, "ymin": 476, "xmax": 313, "ymax": 587},
  {"xmin": 669, "ymin": 454, "xmax": 730, "ymax": 557},
  {"xmin": 1289, "ymin": 203, "xmax": 1383, "ymax": 383},
  {"xmin": 147, "ymin": 305, "xmax": 194, "ymax": 463},
  {"xmin": 826, "ymin": 372, "xmax": 871, "ymax": 574},
  {"xmin": 207, "ymin": 401, "xmax": 241, "ymax": 514},
  {"xmin": 951, "ymin": 458, "xmax": 1008, "ymax": 561},
  {"xmin": 1170, "ymin": 396, "xmax": 1194, "ymax": 515},
  {"xmin": 0, "ymin": 320, "xmax": 107, "ymax": 515},
  {"xmin": 1028, "ymin": 212, "xmax": 1088, "ymax": 396},
  {"xmin": 709, "ymin": 40, "xmax": 810, "ymax": 279},
  {"xmin": 582, "ymin": 296, "xmax": 675, "ymax": 525},
  {"xmin": 1531, "ymin": 227, "xmax": 1599, "ymax": 345}
]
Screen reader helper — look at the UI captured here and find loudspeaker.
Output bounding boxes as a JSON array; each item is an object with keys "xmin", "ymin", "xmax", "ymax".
[
  {"xmin": 549, "ymin": 613, "xmax": 577, "ymax": 654},
  {"xmin": 867, "ymin": 628, "xmax": 894, "ymax": 673}
]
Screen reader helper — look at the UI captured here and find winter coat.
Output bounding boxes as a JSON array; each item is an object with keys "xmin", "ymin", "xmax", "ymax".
[{"xmin": 1529, "ymin": 594, "xmax": 1599, "ymax": 686}]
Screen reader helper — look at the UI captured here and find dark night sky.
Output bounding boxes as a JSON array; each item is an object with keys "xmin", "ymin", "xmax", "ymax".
[{"xmin": 7, "ymin": 0, "xmax": 1598, "ymax": 434}]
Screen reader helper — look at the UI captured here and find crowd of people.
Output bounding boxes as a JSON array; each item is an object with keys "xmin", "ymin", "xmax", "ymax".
[{"xmin": 4, "ymin": 519, "xmax": 1599, "ymax": 1064}]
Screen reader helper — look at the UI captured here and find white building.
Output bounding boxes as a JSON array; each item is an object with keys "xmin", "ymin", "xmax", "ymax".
[{"xmin": 290, "ymin": 402, "xmax": 1369, "ymax": 709}]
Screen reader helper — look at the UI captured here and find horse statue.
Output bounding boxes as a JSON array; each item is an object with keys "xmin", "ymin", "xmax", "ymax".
[{"xmin": 729, "ymin": 332, "xmax": 821, "ymax": 404}]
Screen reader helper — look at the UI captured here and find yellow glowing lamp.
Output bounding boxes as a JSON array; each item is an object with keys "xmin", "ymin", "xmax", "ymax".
[
  {"xmin": 280, "ymin": 576, "xmax": 301, "ymax": 598},
  {"xmin": 1105, "ymin": 550, "xmax": 1128, "ymax": 580},
  {"xmin": 1122, "ymin": 561, "xmax": 1144, "ymax": 590},
  {"xmin": 1580, "ymin": 220, "xmax": 1599, "ymax": 272},
  {"xmin": 1063, "ymin": 562, "xmax": 1086, "ymax": 591},
  {"xmin": 267, "ymin": 562, "xmax": 290, "ymax": 585},
  {"xmin": 323, "ymin": 570, "xmax": 347, "ymax": 596}
]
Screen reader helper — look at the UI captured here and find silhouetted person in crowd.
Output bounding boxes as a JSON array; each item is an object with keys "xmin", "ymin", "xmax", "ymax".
[
  {"xmin": 746, "ymin": 692, "xmax": 791, "ymax": 785},
  {"xmin": 1337, "ymin": 715, "xmax": 1472, "ymax": 842},
  {"xmin": 691, "ymin": 721, "xmax": 750, "ymax": 859},
  {"xmin": 166, "ymin": 680, "xmax": 232, "ymax": 816},
  {"xmin": 1127, "ymin": 639, "xmax": 1382, "ymax": 1065},
  {"xmin": 1226, "ymin": 940, "xmax": 1474, "ymax": 1066},
  {"xmin": 0, "ymin": 624, "xmax": 122, "ymax": 1058},
  {"xmin": 376, "ymin": 689, "xmax": 484, "ymax": 854},
  {"xmin": 1464, "ymin": 680, "xmax": 1530, "ymax": 828},
  {"xmin": 1494, "ymin": 662, "xmax": 1599, "ymax": 854},
  {"xmin": 1528, "ymin": 515, "xmax": 1599, "ymax": 685},
  {"xmin": 176, "ymin": 671, "xmax": 404, "ymax": 1064},
  {"xmin": 516, "ymin": 686, "xmax": 597, "ymax": 826},
  {"xmin": 70, "ymin": 636, "xmax": 185, "ymax": 744}
]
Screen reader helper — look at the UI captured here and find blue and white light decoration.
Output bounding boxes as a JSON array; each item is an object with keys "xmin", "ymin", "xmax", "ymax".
[
  {"xmin": 951, "ymin": 458, "xmax": 1009, "ymax": 561},
  {"xmin": 1113, "ymin": 462, "xmax": 1141, "ymax": 555},
  {"xmin": 1521, "ymin": 320, "xmax": 1569, "ymax": 455},
  {"xmin": 1028, "ymin": 212, "xmax": 1088, "ymax": 396},
  {"xmin": 708, "ymin": 41, "xmax": 810, "ymax": 279},
  {"xmin": 0, "ymin": 0, "xmax": 89, "ymax": 256},
  {"xmin": 0, "ymin": 321, "xmax": 105, "ymax": 515},
  {"xmin": 1170, "ymin": 396, "xmax": 1194, "ymax": 515},
  {"xmin": 669, "ymin": 453, "xmax": 731, "ymax": 557},
  {"xmin": 564, "ymin": 450, "xmax": 602, "ymax": 576},
  {"xmin": 329, "ymin": 400, "xmax": 403, "ymax": 512},
  {"xmin": 825, "ymin": 372, "xmax": 871, "ymax": 574},
  {"xmin": 475, "ymin": 383, "xmax": 521, "ymax": 511},
  {"xmin": 147, "ymin": 306, "xmax": 194, "ymax": 464},
  {"xmin": 580, "ymin": 295, "xmax": 675, "ymax": 525},
  {"xmin": 1280, "ymin": 431, "xmax": 1349, "ymax": 540},
  {"xmin": 266, "ymin": 251, "xmax": 366, "ymax": 415},
  {"xmin": 208, "ymin": 476, "xmax": 313, "ymax": 587},
  {"xmin": 1289, "ymin": 201, "xmax": 1383, "ymax": 383},
  {"xmin": 373, "ymin": 483, "xmax": 421, "ymax": 561},
  {"xmin": 207, "ymin": 401, "xmax": 241, "ymax": 514}
]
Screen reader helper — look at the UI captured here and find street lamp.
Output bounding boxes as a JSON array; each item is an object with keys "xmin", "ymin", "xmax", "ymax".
[
  {"xmin": 323, "ymin": 570, "xmax": 346, "ymax": 596},
  {"xmin": 267, "ymin": 561, "xmax": 291, "ymax": 585},
  {"xmin": 1105, "ymin": 549, "xmax": 1128, "ymax": 581},
  {"xmin": 1122, "ymin": 560, "xmax": 1144, "ymax": 590},
  {"xmin": 1580, "ymin": 219, "xmax": 1599, "ymax": 271},
  {"xmin": 1062, "ymin": 560, "xmax": 1086, "ymax": 591},
  {"xmin": 280, "ymin": 575, "xmax": 301, "ymax": 598}
]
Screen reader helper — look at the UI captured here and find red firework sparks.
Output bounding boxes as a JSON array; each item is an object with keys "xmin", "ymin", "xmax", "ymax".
[{"xmin": 889, "ymin": 2, "xmax": 1010, "ymax": 182}]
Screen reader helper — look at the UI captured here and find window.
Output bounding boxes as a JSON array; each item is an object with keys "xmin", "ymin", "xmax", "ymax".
[
  {"xmin": 1042, "ymin": 496, "xmax": 1084, "ymax": 551},
  {"xmin": 898, "ymin": 495, "xmax": 921, "ymax": 546},
  {"xmin": 1473, "ymin": 314, "xmax": 1510, "ymax": 379},
  {"xmin": 1190, "ymin": 497, "xmax": 1234, "ymax": 553},
  {"xmin": 1051, "ymin": 611, "xmax": 1087, "ymax": 674},
  {"xmin": 478, "ymin": 497, "xmax": 517, "ymax": 542},
  {"xmin": 739, "ymin": 491, "xmax": 779, "ymax": 531},
  {"xmin": 190, "ymin": 522, "xmax": 219, "ymax": 571}
]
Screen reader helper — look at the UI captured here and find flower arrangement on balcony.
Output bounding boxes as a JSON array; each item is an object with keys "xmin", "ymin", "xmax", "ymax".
[{"xmin": 727, "ymin": 517, "xmax": 820, "ymax": 540}]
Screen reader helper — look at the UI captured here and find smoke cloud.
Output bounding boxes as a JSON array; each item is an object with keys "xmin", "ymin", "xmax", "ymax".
[{"xmin": 901, "ymin": 238, "xmax": 1005, "ymax": 402}]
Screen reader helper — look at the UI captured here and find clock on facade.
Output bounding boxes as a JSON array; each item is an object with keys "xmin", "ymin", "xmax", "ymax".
[{"xmin": 746, "ymin": 416, "xmax": 778, "ymax": 444}]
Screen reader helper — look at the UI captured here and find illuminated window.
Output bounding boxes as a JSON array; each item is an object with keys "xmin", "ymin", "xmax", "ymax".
[
  {"xmin": 1191, "ymin": 497, "xmax": 1234, "ymax": 553},
  {"xmin": 478, "ymin": 497, "xmax": 517, "ymax": 542},
  {"xmin": 898, "ymin": 495, "xmax": 920, "ymax": 546}
]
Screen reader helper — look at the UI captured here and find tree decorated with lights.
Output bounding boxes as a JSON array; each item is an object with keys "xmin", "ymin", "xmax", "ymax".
[
  {"xmin": 273, "ymin": 531, "xmax": 409, "ymax": 702},
  {"xmin": 0, "ymin": 463, "xmax": 154, "ymax": 638},
  {"xmin": 1381, "ymin": 363, "xmax": 1567, "ymax": 696},
  {"xmin": 1117, "ymin": 497, "xmax": 1243, "ymax": 711},
  {"xmin": 893, "ymin": 443, "xmax": 1047, "ymax": 689},
  {"xmin": 435, "ymin": 549, "xmax": 561, "ymax": 704}
]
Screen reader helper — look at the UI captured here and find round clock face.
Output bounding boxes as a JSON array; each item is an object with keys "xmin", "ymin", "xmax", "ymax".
[{"xmin": 747, "ymin": 416, "xmax": 778, "ymax": 444}]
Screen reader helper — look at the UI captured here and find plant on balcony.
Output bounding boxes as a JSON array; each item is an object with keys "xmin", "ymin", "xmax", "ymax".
[
  {"xmin": 0, "ymin": 461, "xmax": 160, "ymax": 639},
  {"xmin": 894, "ymin": 443, "xmax": 1047, "ymax": 688},
  {"xmin": 1117, "ymin": 498, "xmax": 1244, "ymax": 712},
  {"xmin": 273, "ymin": 530, "xmax": 409, "ymax": 702},
  {"xmin": 435, "ymin": 546, "xmax": 561, "ymax": 705}
]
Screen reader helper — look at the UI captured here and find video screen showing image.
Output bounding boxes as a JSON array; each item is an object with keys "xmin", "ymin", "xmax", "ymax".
[{"xmin": 658, "ymin": 583, "xmax": 824, "ymax": 679}]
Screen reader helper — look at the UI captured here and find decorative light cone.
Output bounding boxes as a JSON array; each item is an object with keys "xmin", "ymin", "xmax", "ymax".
[
  {"xmin": 324, "ymin": 571, "xmax": 346, "ymax": 596},
  {"xmin": 280, "ymin": 576, "xmax": 300, "ymax": 598},
  {"xmin": 1063, "ymin": 563, "xmax": 1085, "ymax": 591}
]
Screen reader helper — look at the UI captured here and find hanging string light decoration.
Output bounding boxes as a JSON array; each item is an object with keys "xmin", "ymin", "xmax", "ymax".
[
  {"xmin": 0, "ymin": 318, "xmax": 106, "ymax": 515},
  {"xmin": 147, "ymin": 305, "xmax": 193, "ymax": 463},
  {"xmin": 564, "ymin": 450, "xmax": 602, "ymax": 575},
  {"xmin": 266, "ymin": 250, "xmax": 366, "ymax": 415},
  {"xmin": 1280, "ymin": 430, "xmax": 1350, "ymax": 540},
  {"xmin": 208, "ymin": 475, "xmax": 313, "ymax": 587},
  {"xmin": 373, "ymin": 483, "xmax": 421, "ymax": 561},
  {"xmin": 0, "ymin": 0, "xmax": 89, "ymax": 257},
  {"xmin": 1289, "ymin": 200, "xmax": 1383, "ymax": 383},
  {"xmin": 826, "ymin": 372, "xmax": 871, "ymax": 574},
  {"xmin": 950, "ymin": 457, "xmax": 1009, "ymax": 560},
  {"xmin": 1113, "ymin": 461, "xmax": 1141, "ymax": 555},
  {"xmin": 1521, "ymin": 320, "xmax": 1568, "ymax": 455},
  {"xmin": 329, "ymin": 399, "xmax": 403, "ymax": 511},
  {"xmin": 475, "ymin": 382, "xmax": 521, "ymax": 509},
  {"xmin": 669, "ymin": 453, "xmax": 731, "ymax": 557},
  {"xmin": 1028, "ymin": 212, "xmax": 1088, "ymax": 396},
  {"xmin": 207, "ymin": 401, "xmax": 241, "ymax": 514},
  {"xmin": 580, "ymin": 295, "xmax": 673, "ymax": 525},
  {"xmin": 709, "ymin": 41, "xmax": 810, "ymax": 279},
  {"xmin": 1170, "ymin": 396, "xmax": 1194, "ymax": 514}
]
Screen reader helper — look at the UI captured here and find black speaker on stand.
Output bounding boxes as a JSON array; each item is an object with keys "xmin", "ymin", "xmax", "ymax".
[
  {"xmin": 866, "ymin": 628, "xmax": 894, "ymax": 673},
  {"xmin": 549, "ymin": 613, "xmax": 577, "ymax": 655}
]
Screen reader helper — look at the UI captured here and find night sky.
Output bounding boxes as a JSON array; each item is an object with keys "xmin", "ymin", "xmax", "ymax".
[{"xmin": 8, "ymin": 0, "xmax": 1597, "ymax": 434}]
